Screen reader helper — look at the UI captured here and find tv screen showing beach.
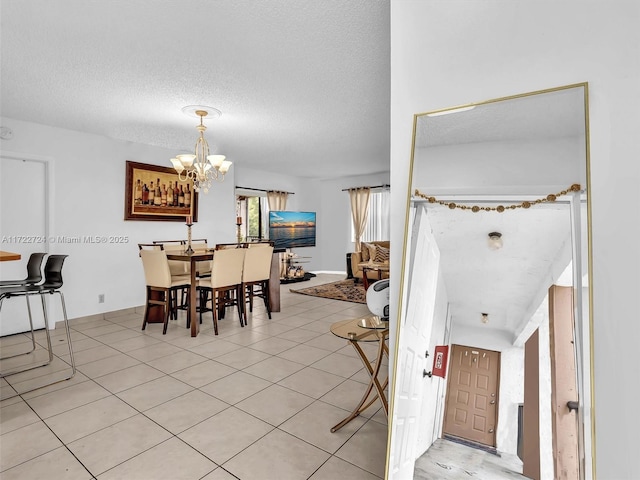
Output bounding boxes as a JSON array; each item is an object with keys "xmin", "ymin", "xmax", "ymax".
[{"xmin": 268, "ymin": 211, "xmax": 316, "ymax": 249}]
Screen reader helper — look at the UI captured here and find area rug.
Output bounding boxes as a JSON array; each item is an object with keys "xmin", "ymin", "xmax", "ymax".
[{"xmin": 290, "ymin": 279, "xmax": 366, "ymax": 304}]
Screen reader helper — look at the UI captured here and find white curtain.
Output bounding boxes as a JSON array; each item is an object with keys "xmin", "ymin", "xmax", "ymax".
[
  {"xmin": 349, "ymin": 187, "xmax": 371, "ymax": 252},
  {"xmin": 267, "ymin": 190, "xmax": 288, "ymax": 211},
  {"xmin": 362, "ymin": 189, "xmax": 390, "ymax": 242}
]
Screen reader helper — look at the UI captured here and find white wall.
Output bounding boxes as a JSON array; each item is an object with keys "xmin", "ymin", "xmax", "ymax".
[
  {"xmin": 414, "ymin": 137, "xmax": 585, "ymax": 195},
  {"xmin": 390, "ymin": 1, "xmax": 640, "ymax": 478}
]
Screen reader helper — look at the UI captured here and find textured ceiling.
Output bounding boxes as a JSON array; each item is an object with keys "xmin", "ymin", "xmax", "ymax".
[{"xmin": 0, "ymin": 0, "xmax": 390, "ymax": 179}]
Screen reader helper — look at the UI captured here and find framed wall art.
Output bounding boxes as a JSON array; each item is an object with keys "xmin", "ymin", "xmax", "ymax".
[{"xmin": 124, "ymin": 160, "xmax": 198, "ymax": 222}]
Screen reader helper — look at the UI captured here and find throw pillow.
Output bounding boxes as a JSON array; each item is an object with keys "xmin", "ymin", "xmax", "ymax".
[
  {"xmin": 374, "ymin": 245, "xmax": 390, "ymax": 263},
  {"xmin": 361, "ymin": 242, "xmax": 376, "ymax": 262}
]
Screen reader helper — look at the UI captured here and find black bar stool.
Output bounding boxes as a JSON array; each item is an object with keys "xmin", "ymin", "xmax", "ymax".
[
  {"xmin": 0, "ymin": 254, "xmax": 76, "ymax": 394},
  {"xmin": 0, "ymin": 252, "xmax": 47, "ymax": 361}
]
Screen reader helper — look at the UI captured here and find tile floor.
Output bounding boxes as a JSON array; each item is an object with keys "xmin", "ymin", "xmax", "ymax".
[{"xmin": 1, "ymin": 273, "xmax": 388, "ymax": 480}]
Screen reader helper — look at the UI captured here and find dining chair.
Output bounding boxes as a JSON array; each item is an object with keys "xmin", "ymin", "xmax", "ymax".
[
  {"xmin": 139, "ymin": 249, "xmax": 191, "ymax": 334},
  {"xmin": 0, "ymin": 252, "xmax": 47, "ymax": 360},
  {"xmin": 197, "ymin": 247, "xmax": 246, "ymax": 334},
  {"xmin": 0, "ymin": 254, "xmax": 76, "ymax": 393},
  {"xmin": 145, "ymin": 242, "xmax": 190, "ymax": 319},
  {"xmin": 242, "ymin": 244, "xmax": 274, "ymax": 323},
  {"xmin": 152, "ymin": 240, "xmax": 189, "ymax": 276}
]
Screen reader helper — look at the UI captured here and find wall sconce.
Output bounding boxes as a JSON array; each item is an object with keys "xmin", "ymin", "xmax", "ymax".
[
  {"xmin": 481, "ymin": 313, "xmax": 489, "ymax": 324},
  {"xmin": 487, "ymin": 231, "xmax": 503, "ymax": 250}
]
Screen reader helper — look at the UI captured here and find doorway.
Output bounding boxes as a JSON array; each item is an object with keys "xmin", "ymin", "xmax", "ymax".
[
  {"xmin": 0, "ymin": 155, "xmax": 49, "ymax": 335},
  {"xmin": 442, "ymin": 344, "xmax": 501, "ymax": 447}
]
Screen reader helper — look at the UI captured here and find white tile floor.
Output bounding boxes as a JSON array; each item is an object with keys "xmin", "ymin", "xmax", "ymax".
[{"xmin": 1, "ymin": 274, "xmax": 388, "ymax": 480}]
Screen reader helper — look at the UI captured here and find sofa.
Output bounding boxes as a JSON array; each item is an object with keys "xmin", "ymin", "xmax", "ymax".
[{"xmin": 349, "ymin": 240, "xmax": 390, "ymax": 282}]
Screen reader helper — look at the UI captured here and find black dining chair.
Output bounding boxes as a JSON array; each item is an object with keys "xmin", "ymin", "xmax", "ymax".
[{"xmin": 0, "ymin": 254, "xmax": 76, "ymax": 393}]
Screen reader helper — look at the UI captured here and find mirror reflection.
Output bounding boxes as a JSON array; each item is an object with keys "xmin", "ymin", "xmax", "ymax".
[{"xmin": 388, "ymin": 84, "xmax": 592, "ymax": 480}]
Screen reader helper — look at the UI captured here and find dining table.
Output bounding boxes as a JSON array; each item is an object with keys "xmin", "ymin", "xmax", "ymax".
[
  {"xmin": 165, "ymin": 250, "xmax": 214, "ymax": 337},
  {"xmin": 0, "ymin": 250, "xmax": 22, "ymax": 262}
]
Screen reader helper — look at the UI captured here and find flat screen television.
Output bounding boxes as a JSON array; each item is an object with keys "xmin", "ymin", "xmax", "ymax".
[{"xmin": 268, "ymin": 211, "xmax": 316, "ymax": 249}]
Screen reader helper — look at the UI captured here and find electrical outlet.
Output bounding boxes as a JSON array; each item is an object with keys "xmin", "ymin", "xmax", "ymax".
[{"xmin": 98, "ymin": 294, "xmax": 105, "ymax": 303}]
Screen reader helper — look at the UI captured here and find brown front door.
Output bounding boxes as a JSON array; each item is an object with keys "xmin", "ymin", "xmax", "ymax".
[{"xmin": 443, "ymin": 344, "xmax": 500, "ymax": 446}]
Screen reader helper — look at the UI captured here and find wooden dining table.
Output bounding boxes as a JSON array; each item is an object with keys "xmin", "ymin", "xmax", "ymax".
[
  {"xmin": 0, "ymin": 250, "xmax": 22, "ymax": 262},
  {"xmin": 166, "ymin": 250, "xmax": 214, "ymax": 337}
]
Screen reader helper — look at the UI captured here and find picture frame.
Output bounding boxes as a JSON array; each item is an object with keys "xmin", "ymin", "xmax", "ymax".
[{"xmin": 124, "ymin": 160, "xmax": 198, "ymax": 222}]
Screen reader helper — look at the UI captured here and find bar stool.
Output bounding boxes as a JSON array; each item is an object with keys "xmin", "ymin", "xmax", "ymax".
[
  {"xmin": 0, "ymin": 254, "xmax": 76, "ymax": 392},
  {"xmin": 0, "ymin": 252, "xmax": 47, "ymax": 360}
]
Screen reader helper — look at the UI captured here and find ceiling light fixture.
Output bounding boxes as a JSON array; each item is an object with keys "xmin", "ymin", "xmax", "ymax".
[
  {"xmin": 169, "ymin": 108, "xmax": 232, "ymax": 193},
  {"xmin": 481, "ymin": 313, "xmax": 489, "ymax": 324},
  {"xmin": 487, "ymin": 231, "xmax": 503, "ymax": 250}
]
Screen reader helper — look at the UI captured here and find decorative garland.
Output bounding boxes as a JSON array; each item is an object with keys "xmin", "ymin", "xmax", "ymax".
[{"xmin": 414, "ymin": 184, "xmax": 582, "ymax": 213}]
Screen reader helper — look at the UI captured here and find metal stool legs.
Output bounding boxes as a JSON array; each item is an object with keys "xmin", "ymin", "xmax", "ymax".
[
  {"xmin": 0, "ymin": 290, "xmax": 76, "ymax": 394},
  {"xmin": 0, "ymin": 295, "xmax": 38, "ymax": 361}
]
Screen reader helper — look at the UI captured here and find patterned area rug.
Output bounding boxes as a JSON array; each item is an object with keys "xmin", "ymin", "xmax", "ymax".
[{"xmin": 290, "ymin": 279, "xmax": 366, "ymax": 304}]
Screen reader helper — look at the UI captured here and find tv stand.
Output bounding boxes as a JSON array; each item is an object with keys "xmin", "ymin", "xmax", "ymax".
[
  {"xmin": 280, "ymin": 252, "xmax": 313, "ymax": 284},
  {"xmin": 280, "ymin": 272, "xmax": 316, "ymax": 284}
]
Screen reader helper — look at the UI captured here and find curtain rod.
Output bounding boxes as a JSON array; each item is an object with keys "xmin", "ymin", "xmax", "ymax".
[
  {"xmin": 235, "ymin": 186, "xmax": 295, "ymax": 195},
  {"xmin": 341, "ymin": 184, "xmax": 390, "ymax": 192}
]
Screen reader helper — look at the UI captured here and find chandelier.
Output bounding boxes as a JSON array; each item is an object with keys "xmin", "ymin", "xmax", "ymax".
[{"xmin": 169, "ymin": 108, "xmax": 232, "ymax": 193}]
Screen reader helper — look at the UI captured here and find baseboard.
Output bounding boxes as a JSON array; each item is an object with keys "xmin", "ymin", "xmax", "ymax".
[{"xmin": 443, "ymin": 434, "xmax": 499, "ymax": 456}]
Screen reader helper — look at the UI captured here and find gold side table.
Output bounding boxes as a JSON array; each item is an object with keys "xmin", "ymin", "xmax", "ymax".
[{"xmin": 329, "ymin": 315, "xmax": 389, "ymax": 433}]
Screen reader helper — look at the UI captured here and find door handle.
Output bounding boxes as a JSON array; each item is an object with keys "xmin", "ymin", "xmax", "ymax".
[
  {"xmin": 490, "ymin": 400, "xmax": 495, "ymax": 405},
  {"xmin": 423, "ymin": 369, "xmax": 432, "ymax": 378},
  {"xmin": 567, "ymin": 400, "xmax": 579, "ymax": 412}
]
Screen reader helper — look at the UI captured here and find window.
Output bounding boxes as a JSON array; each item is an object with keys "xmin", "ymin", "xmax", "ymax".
[
  {"xmin": 237, "ymin": 193, "xmax": 270, "ymax": 241},
  {"xmin": 352, "ymin": 188, "xmax": 390, "ymax": 242}
]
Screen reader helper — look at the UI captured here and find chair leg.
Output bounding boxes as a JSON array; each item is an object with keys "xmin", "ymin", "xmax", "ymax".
[
  {"xmin": 162, "ymin": 289, "xmax": 170, "ymax": 334},
  {"xmin": 55, "ymin": 291, "xmax": 76, "ymax": 378},
  {"xmin": 142, "ymin": 287, "xmax": 151, "ymax": 330},
  {"xmin": 263, "ymin": 280, "xmax": 272, "ymax": 319},
  {"xmin": 236, "ymin": 285, "xmax": 245, "ymax": 327},
  {"xmin": 211, "ymin": 290, "xmax": 219, "ymax": 335},
  {"xmin": 0, "ymin": 295, "xmax": 38, "ymax": 361},
  {"xmin": 169, "ymin": 289, "xmax": 177, "ymax": 320}
]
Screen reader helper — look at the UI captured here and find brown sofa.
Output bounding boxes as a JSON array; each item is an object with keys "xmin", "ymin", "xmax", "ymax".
[{"xmin": 349, "ymin": 241, "xmax": 390, "ymax": 282}]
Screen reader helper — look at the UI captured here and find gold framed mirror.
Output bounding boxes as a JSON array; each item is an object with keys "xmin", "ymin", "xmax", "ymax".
[{"xmin": 387, "ymin": 83, "xmax": 593, "ymax": 480}]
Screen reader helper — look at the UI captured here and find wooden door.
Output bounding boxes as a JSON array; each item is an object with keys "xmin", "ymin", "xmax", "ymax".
[{"xmin": 443, "ymin": 344, "xmax": 500, "ymax": 446}]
